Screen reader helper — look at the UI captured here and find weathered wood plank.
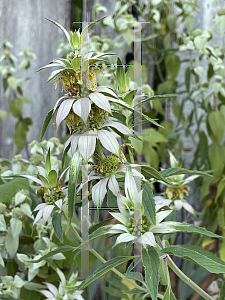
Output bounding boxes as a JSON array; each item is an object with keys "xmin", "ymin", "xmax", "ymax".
[{"xmin": 0, "ymin": 0, "xmax": 72, "ymax": 159}]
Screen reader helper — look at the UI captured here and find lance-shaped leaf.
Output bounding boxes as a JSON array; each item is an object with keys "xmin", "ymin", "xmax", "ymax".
[
  {"xmin": 162, "ymin": 245, "xmax": 225, "ymax": 274},
  {"xmin": 160, "ymin": 168, "xmax": 211, "ymax": 178},
  {"xmin": 66, "ymin": 151, "xmax": 83, "ymax": 232},
  {"xmin": 52, "ymin": 211, "xmax": 63, "ymax": 243},
  {"xmin": 156, "ymin": 222, "xmax": 222, "ymax": 238},
  {"xmin": 40, "ymin": 109, "xmax": 54, "ymax": 141},
  {"xmin": 141, "ymin": 166, "xmax": 168, "ymax": 183},
  {"xmin": 142, "ymin": 181, "xmax": 156, "ymax": 225},
  {"xmin": 77, "ymin": 256, "xmax": 134, "ymax": 290},
  {"xmin": 47, "ymin": 18, "xmax": 71, "ymax": 45},
  {"xmin": 45, "ymin": 147, "xmax": 51, "ymax": 174},
  {"xmin": 32, "ymin": 245, "xmax": 74, "ymax": 263},
  {"xmin": 81, "ymin": 16, "xmax": 106, "ymax": 36},
  {"xmin": 107, "ymin": 97, "xmax": 163, "ymax": 128},
  {"xmin": 142, "ymin": 247, "xmax": 160, "ymax": 300}
]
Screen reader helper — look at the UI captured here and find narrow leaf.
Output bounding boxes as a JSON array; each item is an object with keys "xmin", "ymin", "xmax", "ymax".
[
  {"xmin": 47, "ymin": 18, "xmax": 71, "ymax": 44},
  {"xmin": 142, "ymin": 181, "xmax": 156, "ymax": 225},
  {"xmin": 162, "ymin": 245, "xmax": 225, "ymax": 274},
  {"xmin": 66, "ymin": 151, "xmax": 83, "ymax": 232},
  {"xmin": 40, "ymin": 109, "xmax": 54, "ymax": 141},
  {"xmin": 142, "ymin": 247, "xmax": 160, "ymax": 300},
  {"xmin": 32, "ymin": 245, "xmax": 74, "ymax": 263},
  {"xmin": 52, "ymin": 211, "xmax": 63, "ymax": 243},
  {"xmin": 141, "ymin": 166, "xmax": 168, "ymax": 183},
  {"xmin": 78, "ymin": 256, "xmax": 134, "ymax": 290}
]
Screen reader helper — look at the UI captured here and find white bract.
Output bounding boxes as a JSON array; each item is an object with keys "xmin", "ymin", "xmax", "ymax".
[
  {"xmin": 90, "ymin": 163, "xmax": 143, "ymax": 207},
  {"xmin": 33, "ymin": 199, "xmax": 63, "ymax": 224},
  {"xmin": 64, "ymin": 120, "xmax": 131, "ymax": 161},
  {"xmin": 41, "ymin": 269, "xmax": 84, "ymax": 300},
  {"xmin": 55, "ymin": 86, "xmax": 121, "ymax": 126},
  {"xmin": 0, "ymin": 275, "xmax": 24, "ymax": 298}
]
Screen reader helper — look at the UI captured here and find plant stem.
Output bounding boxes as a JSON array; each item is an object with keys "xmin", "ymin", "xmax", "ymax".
[
  {"xmin": 63, "ymin": 212, "xmax": 150, "ymax": 295},
  {"xmin": 167, "ymin": 256, "xmax": 214, "ymax": 300}
]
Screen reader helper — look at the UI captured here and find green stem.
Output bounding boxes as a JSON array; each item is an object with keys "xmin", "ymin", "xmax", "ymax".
[
  {"xmin": 167, "ymin": 256, "xmax": 214, "ymax": 300},
  {"xmin": 63, "ymin": 212, "xmax": 148, "ymax": 294}
]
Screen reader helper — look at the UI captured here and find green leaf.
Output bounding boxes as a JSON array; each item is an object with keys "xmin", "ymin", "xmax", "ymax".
[
  {"xmin": 88, "ymin": 225, "xmax": 112, "ymax": 242},
  {"xmin": 81, "ymin": 16, "xmax": 106, "ymax": 35},
  {"xmin": 66, "ymin": 151, "xmax": 82, "ymax": 232},
  {"xmin": 143, "ymin": 144, "xmax": 159, "ymax": 170},
  {"xmin": 14, "ymin": 119, "xmax": 30, "ymax": 152},
  {"xmin": 208, "ymin": 111, "xmax": 225, "ymax": 144},
  {"xmin": 89, "ymin": 217, "xmax": 113, "ymax": 234},
  {"xmin": 9, "ymin": 98, "xmax": 24, "ymax": 118},
  {"xmin": 167, "ymin": 222, "xmax": 221, "ymax": 238},
  {"xmin": 45, "ymin": 147, "xmax": 51, "ymax": 174},
  {"xmin": 161, "ymin": 245, "xmax": 225, "ymax": 274},
  {"xmin": 107, "ymin": 189, "xmax": 117, "ymax": 208},
  {"xmin": 5, "ymin": 229, "xmax": 19, "ymax": 258},
  {"xmin": 208, "ymin": 144, "xmax": 225, "ymax": 177},
  {"xmin": 160, "ymin": 168, "xmax": 211, "ymax": 178},
  {"xmin": 32, "ymin": 245, "xmax": 74, "ymax": 262},
  {"xmin": 71, "ymin": 56, "xmax": 81, "ymax": 71},
  {"xmin": 102, "ymin": 286, "xmax": 129, "ymax": 299},
  {"xmin": 159, "ymin": 259, "xmax": 168, "ymax": 285},
  {"xmin": 142, "ymin": 181, "xmax": 156, "ymax": 225},
  {"xmin": 116, "ymin": 58, "xmax": 126, "ymax": 93},
  {"xmin": 0, "ymin": 178, "xmax": 29, "ymax": 203},
  {"xmin": 142, "ymin": 128, "xmax": 168, "ymax": 144},
  {"xmin": 52, "ymin": 211, "xmax": 63, "ymax": 243},
  {"xmin": 40, "ymin": 109, "xmax": 54, "ymax": 141},
  {"xmin": 105, "ymin": 277, "xmax": 129, "ymax": 292},
  {"xmin": 142, "ymin": 247, "xmax": 160, "ymax": 300},
  {"xmin": 10, "ymin": 218, "xmax": 22, "ymax": 238},
  {"xmin": 111, "ymin": 97, "xmax": 163, "ymax": 128},
  {"xmin": 138, "ymin": 94, "xmax": 177, "ymax": 105},
  {"xmin": 163, "ymin": 287, "xmax": 177, "ymax": 300},
  {"xmin": 7, "ymin": 76, "xmax": 18, "ymax": 89},
  {"xmin": 48, "ymin": 170, "xmax": 58, "ymax": 187},
  {"xmin": 165, "ymin": 54, "xmax": 180, "ymax": 80},
  {"xmin": 141, "ymin": 166, "xmax": 168, "ymax": 183},
  {"xmin": 219, "ymin": 281, "xmax": 225, "ymax": 300},
  {"xmin": 78, "ymin": 256, "xmax": 134, "ymax": 290},
  {"xmin": 47, "ymin": 18, "xmax": 71, "ymax": 45},
  {"xmin": 125, "ymin": 272, "xmax": 144, "ymax": 284}
]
